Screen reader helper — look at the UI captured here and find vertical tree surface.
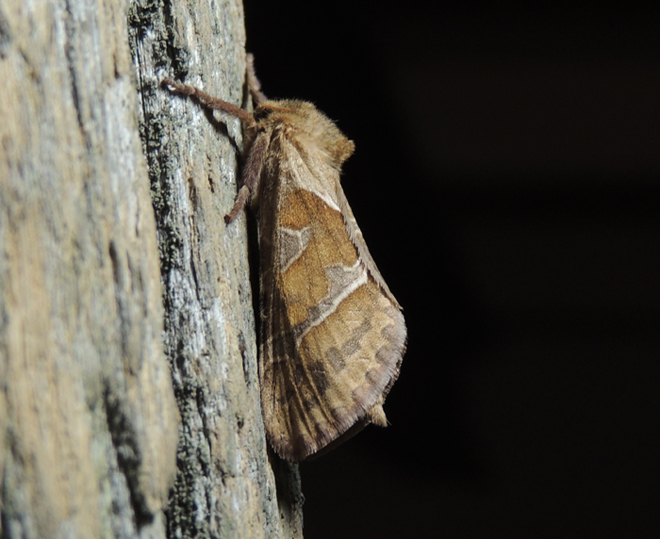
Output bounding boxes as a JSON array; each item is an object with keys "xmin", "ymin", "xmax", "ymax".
[
  {"xmin": 129, "ymin": 0, "xmax": 303, "ymax": 536},
  {"xmin": 0, "ymin": 0, "xmax": 303, "ymax": 537}
]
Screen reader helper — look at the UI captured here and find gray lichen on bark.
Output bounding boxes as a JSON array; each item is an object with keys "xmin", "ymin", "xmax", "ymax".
[{"xmin": 129, "ymin": 0, "xmax": 303, "ymax": 537}]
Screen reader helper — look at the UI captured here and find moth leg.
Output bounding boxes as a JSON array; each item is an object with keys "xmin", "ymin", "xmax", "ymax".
[
  {"xmin": 246, "ymin": 53, "xmax": 268, "ymax": 105},
  {"xmin": 161, "ymin": 78, "xmax": 255, "ymax": 126},
  {"xmin": 225, "ymin": 130, "xmax": 270, "ymax": 223},
  {"xmin": 224, "ymin": 185, "xmax": 251, "ymax": 224}
]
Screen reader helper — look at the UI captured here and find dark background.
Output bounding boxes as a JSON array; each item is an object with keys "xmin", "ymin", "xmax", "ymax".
[{"xmin": 244, "ymin": 2, "xmax": 659, "ymax": 537}]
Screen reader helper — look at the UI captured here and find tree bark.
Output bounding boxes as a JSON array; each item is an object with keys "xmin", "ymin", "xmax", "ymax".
[
  {"xmin": 129, "ymin": 0, "xmax": 303, "ymax": 537},
  {"xmin": 0, "ymin": 0, "xmax": 303, "ymax": 537},
  {"xmin": 0, "ymin": 0, "xmax": 180, "ymax": 537}
]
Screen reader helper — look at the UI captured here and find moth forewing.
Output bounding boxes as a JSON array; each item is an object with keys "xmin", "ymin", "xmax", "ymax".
[
  {"xmin": 253, "ymin": 105, "xmax": 405, "ymax": 461},
  {"xmin": 162, "ymin": 56, "xmax": 406, "ymax": 461}
]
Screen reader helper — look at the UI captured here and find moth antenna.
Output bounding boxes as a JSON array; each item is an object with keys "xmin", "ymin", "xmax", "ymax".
[
  {"xmin": 161, "ymin": 78, "xmax": 255, "ymax": 127},
  {"xmin": 246, "ymin": 53, "xmax": 268, "ymax": 105}
]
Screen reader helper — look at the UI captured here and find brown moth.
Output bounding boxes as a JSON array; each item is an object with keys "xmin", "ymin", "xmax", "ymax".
[{"xmin": 162, "ymin": 54, "xmax": 406, "ymax": 461}]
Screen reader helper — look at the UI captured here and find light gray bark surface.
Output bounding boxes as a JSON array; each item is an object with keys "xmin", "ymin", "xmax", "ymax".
[
  {"xmin": 0, "ymin": 0, "xmax": 303, "ymax": 537},
  {"xmin": 129, "ymin": 0, "xmax": 303, "ymax": 537}
]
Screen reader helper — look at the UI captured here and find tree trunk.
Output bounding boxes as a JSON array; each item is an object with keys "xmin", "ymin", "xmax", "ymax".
[
  {"xmin": 129, "ymin": 0, "xmax": 303, "ymax": 536},
  {"xmin": 0, "ymin": 0, "xmax": 303, "ymax": 537}
]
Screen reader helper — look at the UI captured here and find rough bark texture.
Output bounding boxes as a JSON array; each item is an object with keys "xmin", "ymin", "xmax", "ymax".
[
  {"xmin": 0, "ymin": 0, "xmax": 303, "ymax": 537},
  {"xmin": 0, "ymin": 0, "xmax": 180, "ymax": 537},
  {"xmin": 129, "ymin": 0, "xmax": 303, "ymax": 538}
]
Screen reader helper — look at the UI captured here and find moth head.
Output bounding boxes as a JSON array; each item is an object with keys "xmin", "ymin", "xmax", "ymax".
[
  {"xmin": 253, "ymin": 102, "xmax": 289, "ymax": 122},
  {"xmin": 257, "ymin": 99, "xmax": 355, "ymax": 167}
]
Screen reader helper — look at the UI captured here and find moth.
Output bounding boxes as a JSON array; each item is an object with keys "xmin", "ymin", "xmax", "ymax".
[{"xmin": 162, "ymin": 54, "xmax": 406, "ymax": 461}]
